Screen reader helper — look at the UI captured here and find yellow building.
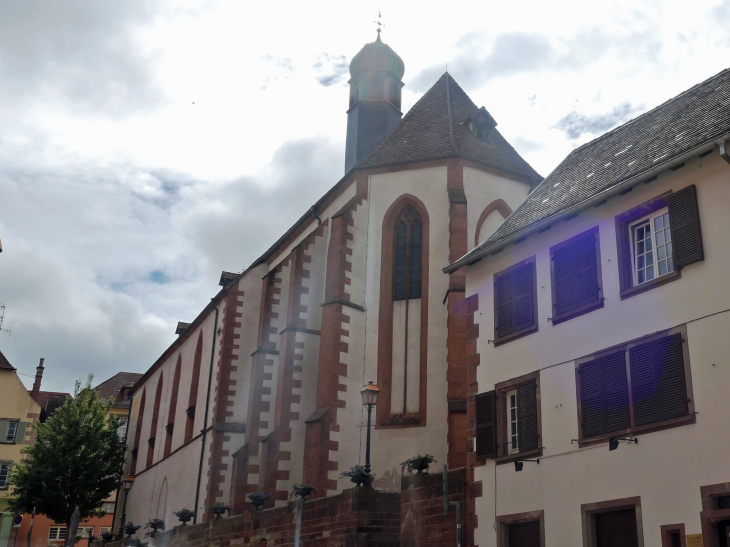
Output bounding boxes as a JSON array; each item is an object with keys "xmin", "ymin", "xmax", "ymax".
[{"xmin": 0, "ymin": 350, "xmax": 41, "ymax": 547}]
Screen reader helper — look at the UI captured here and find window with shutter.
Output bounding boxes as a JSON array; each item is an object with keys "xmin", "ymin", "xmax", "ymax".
[
  {"xmin": 517, "ymin": 382, "xmax": 538, "ymax": 451},
  {"xmin": 497, "ymin": 511, "xmax": 545, "ymax": 547},
  {"xmin": 508, "ymin": 521, "xmax": 541, "ymax": 547},
  {"xmin": 0, "ymin": 462, "xmax": 10, "ymax": 488},
  {"xmin": 494, "ymin": 371, "xmax": 542, "ymax": 461},
  {"xmin": 476, "ymin": 390, "xmax": 496, "ymax": 460},
  {"xmin": 577, "ymin": 328, "xmax": 692, "ymax": 444},
  {"xmin": 550, "ymin": 227, "xmax": 603, "ymax": 324},
  {"xmin": 668, "ymin": 184, "xmax": 704, "ymax": 268},
  {"xmin": 595, "ymin": 509, "xmax": 639, "ymax": 547},
  {"xmin": 494, "ymin": 256, "xmax": 537, "ymax": 345}
]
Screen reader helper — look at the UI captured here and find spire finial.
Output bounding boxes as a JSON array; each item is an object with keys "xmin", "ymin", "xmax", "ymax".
[{"xmin": 374, "ymin": 11, "xmax": 384, "ymax": 41}]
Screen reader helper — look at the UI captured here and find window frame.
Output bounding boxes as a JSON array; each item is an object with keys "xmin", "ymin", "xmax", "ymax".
[
  {"xmin": 506, "ymin": 389, "xmax": 519, "ymax": 455},
  {"xmin": 628, "ymin": 207, "xmax": 674, "ymax": 286},
  {"xmin": 493, "ymin": 255, "xmax": 538, "ymax": 347},
  {"xmin": 700, "ymin": 482, "xmax": 730, "ymax": 545},
  {"xmin": 660, "ymin": 524, "xmax": 686, "ymax": 547},
  {"xmin": 494, "ymin": 370, "xmax": 542, "ymax": 464},
  {"xmin": 549, "ymin": 226, "xmax": 604, "ymax": 325},
  {"xmin": 48, "ymin": 527, "xmax": 68, "ymax": 541},
  {"xmin": 496, "ymin": 510, "xmax": 545, "ymax": 547},
  {"xmin": 575, "ymin": 325, "xmax": 695, "ymax": 447},
  {"xmin": 0, "ymin": 461, "xmax": 11, "ymax": 489},
  {"xmin": 615, "ymin": 192, "xmax": 681, "ymax": 300}
]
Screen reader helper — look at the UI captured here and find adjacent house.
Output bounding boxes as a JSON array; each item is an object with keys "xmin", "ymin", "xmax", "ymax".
[{"xmin": 446, "ymin": 68, "xmax": 730, "ymax": 547}]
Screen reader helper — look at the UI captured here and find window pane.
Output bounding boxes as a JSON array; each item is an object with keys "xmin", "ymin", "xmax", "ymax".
[
  {"xmin": 656, "ymin": 231, "xmax": 664, "ymax": 245},
  {"xmin": 638, "ymin": 270, "xmax": 645, "ymax": 283},
  {"xmin": 637, "ymin": 240, "xmax": 644, "ymax": 255},
  {"xmin": 646, "ymin": 251, "xmax": 653, "ymax": 265},
  {"xmin": 654, "ymin": 216, "xmax": 663, "ymax": 230},
  {"xmin": 658, "ymin": 261, "xmax": 667, "ymax": 276},
  {"xmin": 658, "ymin": 246, "xmax": 666, "ymax": 260},
  {"xmin": 668, "ymin": 257, "xmax": 674, "ymax": 272},
  {"xmin": 645, "ymin": 237, "xmax": 652, "ymax": 251},
  {"xmin": 646, "ymin": 265, "xmax": 654, "ymax": 280},
  {"xmin": 663, "ymin": 212, "xmax": 669, "ymax": 225}
]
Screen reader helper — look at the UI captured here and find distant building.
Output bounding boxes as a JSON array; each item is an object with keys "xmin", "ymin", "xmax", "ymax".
[{"xmin": 0, "ymin": 351, "xmax": 41, "ymax": 547}]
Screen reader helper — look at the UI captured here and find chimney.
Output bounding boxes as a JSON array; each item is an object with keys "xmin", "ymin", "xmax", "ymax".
[{"xmin": 31, "ymin": 358, "xmax": 45, "ymax": 397}]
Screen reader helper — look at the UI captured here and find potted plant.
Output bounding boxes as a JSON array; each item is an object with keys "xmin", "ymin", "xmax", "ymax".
[
  {"xmin": 400, "ymin": 454, "xmax": 436, "ymax": 475},
  {"xmin": 290, "ymin": 483, "xmax": 317, "ymax": 500},
  {"xmin": 123, "ymin": 523, "xmax": 141, "ymax": 538},
  {"xmin": 208, "ymin": 501, "xmax": 231, "ymax": 520},
  {"xmin": 173, "ymin": 509, "xmax": 196, "ymax": 525},
  {"xmin": 246, "ymin": 491, "xmax": 272, "ymax": 510},
  {"xmin": 145, "ymin": 519, "xmax": 165, "ymax": 538},
  {"xmin": 100, "ymin": 532, "xmax": 116, "ymax": 543},
  {"xmin": 340, "ymin": 465, "xmax": 373, "ymax": 487}
]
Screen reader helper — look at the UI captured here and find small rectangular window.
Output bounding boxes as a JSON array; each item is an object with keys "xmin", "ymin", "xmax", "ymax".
[
  {"xmin": 494, "ymin": 256, "xmax": 538, "ymax": 345},
  {"xmin": 0, "ymin": 462, "xmax": 10, "ymax": 488},
  {"xmin": 3, "ymin": 422, "xmax": 18, "ymax": 443},
  {"xmin": 630, "ymin": 209, "xmax": 674, "ymax": 285},
  {"xmin": 49, "ymin": 527, "xmax": 68, "ymax": 540}
]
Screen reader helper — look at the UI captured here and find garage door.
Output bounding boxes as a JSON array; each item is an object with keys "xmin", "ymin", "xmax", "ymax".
[{"xmin": 595, "ymin": 509, "xmax": 639, "ymax": 547}]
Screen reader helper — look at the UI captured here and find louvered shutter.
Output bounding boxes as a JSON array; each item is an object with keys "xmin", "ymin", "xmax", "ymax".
[
  {"xmin": 595, "ymin": 509, "xmax": 639, "ymax": 547},
  {"xmin": 508, "ymin": 521, "xmax": 541, "ymax": 547},
  {"xmin": 514, "ymin": 265, "xmax": 534, "ymax": 331},
  {"xmin": 655, "ymin": 333, "xmax": 688, "ymax": 421},
  {"xmin": 495, "ymin": 274, "xmax": 515, "ymax": 339},
  {"xmin": 579, "ymin": 360, "xmax": 604, "ymax": 438},
  {"xmin": 475, "ymin": 391, "xmax": 496, "ymax": 460},
  {"xmin": 553, "ymin": 231, "xmax": 600, "ymax": 318},
  {"xmin": 553, "ymin": 244, "xmax": 577, "ymax": 316},
  {"xmin": 601, "ymin": 352, "xmax": 631, "ymax": 433},
  {"xmin": 0, "ymin": 420, "xmax": 8, "ymax": 443},
  {"xmin": 15, "ymin": 422, "xmax": 27, "ymax": 444},
  {"xmin": 630, "ymin": 340, "xmax": 660, "ymax": 426},
  {"xmin": 668, "ymin": 184, "xmax": 704, "ymax": 268},
  {"xmin": 517, "ymin": 382, "xmax": 538, "ymax": 451}
]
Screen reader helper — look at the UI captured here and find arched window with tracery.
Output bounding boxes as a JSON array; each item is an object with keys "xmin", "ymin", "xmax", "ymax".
[{"xmin": 377, "ymin": 197, "xmax": 429, "ymax": 427}]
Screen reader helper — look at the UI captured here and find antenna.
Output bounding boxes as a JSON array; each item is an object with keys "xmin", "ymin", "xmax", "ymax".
[{"xmin": 0, "ymin": 305, "xmax": 11, "ymax": 335}]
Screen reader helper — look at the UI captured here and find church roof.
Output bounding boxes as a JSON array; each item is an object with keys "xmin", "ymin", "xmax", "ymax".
[
  {"xmin": 350, "ymin": 33, "xmax": 405, "ymax": 80},
  {"xmin": 357, "ymin": 72, "xmax": 541, "ymax": 181},
  {"xmin": 447, "ymin": 67, "xmax": 730, "ymax": 272}
]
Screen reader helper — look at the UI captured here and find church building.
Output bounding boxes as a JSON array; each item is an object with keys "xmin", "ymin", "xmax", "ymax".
[{"xmin": 121, "ymin": 29, "xmax": 540, "ymax": 530}]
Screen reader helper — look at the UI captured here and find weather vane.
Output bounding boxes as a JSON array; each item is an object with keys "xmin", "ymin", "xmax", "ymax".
[{"xmin": 374, "ymin": 11, "xmax": 384, "ymax": 37}]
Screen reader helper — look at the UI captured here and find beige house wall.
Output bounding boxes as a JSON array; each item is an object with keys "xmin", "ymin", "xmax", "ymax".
[{"xmin": 467, "ymin": 151, "xmax": 730, "ymax": 546}]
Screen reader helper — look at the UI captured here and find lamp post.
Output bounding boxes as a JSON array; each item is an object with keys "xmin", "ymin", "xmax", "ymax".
[
  {"xmin": 360, "ymin": 381, "xmax": 380, "ymax": 480},
  {"xmin": 117, "ymin": 475, "xmax": 134, "ymax": 538}
]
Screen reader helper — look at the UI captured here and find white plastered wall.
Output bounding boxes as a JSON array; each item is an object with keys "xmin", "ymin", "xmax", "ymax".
[{"xmin": 467, "ymin": 152, "xmax": 730, "ymax": 546}]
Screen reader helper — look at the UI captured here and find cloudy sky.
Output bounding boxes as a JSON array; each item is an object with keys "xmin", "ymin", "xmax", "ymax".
[{"xmin": 1, "ymin": 0, "xmax": 728, "ymax": 392}]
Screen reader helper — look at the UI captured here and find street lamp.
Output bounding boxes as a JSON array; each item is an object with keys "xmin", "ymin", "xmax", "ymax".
[
  {"xmin": 117, "ymin": 475, "xmax": 134, "ymax": 538},
  {"xmin": 360, "ymin": 381, "xmax": 380, "ymax": 481}
]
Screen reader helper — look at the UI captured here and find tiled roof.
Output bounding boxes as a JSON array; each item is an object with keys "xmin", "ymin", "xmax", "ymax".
[
  {"xmin": 357, "ymin": 72, "xmax": 541, "ymax": 181},
  {"xmin": 451, "ymin": 67, "xmax": 730, "ymax": 269},
  {"xmin": 31, "ymin": 391, "xmax": 70, "ymax": 412},
  {"xmin": 94, "ymin": 372, "xmax": 143, "ymax": 403},
  {"xmin": 0, "ymin": 349, "xmax": 14, "ymax": 371}
]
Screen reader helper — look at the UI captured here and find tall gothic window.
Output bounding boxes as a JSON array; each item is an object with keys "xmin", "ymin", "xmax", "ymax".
[{"xmin": 394, "ymin": 206, "xmax": 422, "ymax": 301}]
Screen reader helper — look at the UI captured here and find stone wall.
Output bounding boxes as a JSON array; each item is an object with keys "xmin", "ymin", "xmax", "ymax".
[
  {"xmin": 400, "ymin": 469, "xmax": 467, "ymax": 547},
  {"xmin": 149, "ymin": 487, "xmax": 399, "ymax": 547}
]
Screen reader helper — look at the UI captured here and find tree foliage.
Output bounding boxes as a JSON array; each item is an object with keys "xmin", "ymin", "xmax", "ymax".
[{"xmin": 9, "ymin": 376, "xmax": 126, "ymax": 526}]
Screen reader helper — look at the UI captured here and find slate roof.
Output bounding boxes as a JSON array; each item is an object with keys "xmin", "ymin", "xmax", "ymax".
[
  {"xmin": 95, "ymin": 372, "xmax": 143, "ymax": 403},
  {"xmin": 0, "ymin": 349, "xmax": 14, "ymax": 371},
  {"xmin": 450, "ymin": 67, "xmax": 730, "ymax": 269},
  {"xmin": 357, "ymin": 72, "xmax": 541, "ymax": 181}
]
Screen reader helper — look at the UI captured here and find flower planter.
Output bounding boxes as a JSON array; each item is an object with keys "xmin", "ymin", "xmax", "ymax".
[
  {"xmin": 209, "ymin": 505, "xmax": 230, "ymax": 520},
  {"xmin": 177, "ymin": 514, "xmax": 193, "ymax": 525},
  {"xmin": 293, "ymin": 485, "xmax": 315, "ymax": 499},
  {"xmin": 350, "ymin": 470, "xmax": 373, "ymax": 488},
  {"xmin": 410, "ymin": 459, "xmax": 429, "ymax": 474}
]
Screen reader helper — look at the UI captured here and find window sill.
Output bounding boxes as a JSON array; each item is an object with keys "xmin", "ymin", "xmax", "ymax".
[
  {"xmin": 620, "ymin": 270, "xmax": 681, "ymax": 300},
  {"xmin": 577, "ymin": 413, "xmax": 695, "ymax": 448},
  {"xmin": 495, "ymin": 447, "xmax": 543, "ymax": 465},
  {"xmin": 493, "ymin": 325, "xmax": 539, "ymax": 347},
  {"xmin": 551, "ymin": 299, "xmax": 604, "ymax": 326}
]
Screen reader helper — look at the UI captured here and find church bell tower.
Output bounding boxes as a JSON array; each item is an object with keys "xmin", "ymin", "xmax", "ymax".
[{"xmin": 345, "ymin": 30, "xmax": 405, "ymax": 172}]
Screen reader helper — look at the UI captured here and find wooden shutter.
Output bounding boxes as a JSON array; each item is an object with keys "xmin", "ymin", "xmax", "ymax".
[
  {"xmin": 552, "ymin": 231, "xmax": 600, "ymax": 318},
  {"xmin": 595, "ymin": 509, "xmax": 639, "ymax": 547},
  {"xmin": 15, "ymin": 422, "xmax": 27, "ymax": 444},
  {"xmin": 579, "ymin": 359, "xmax": 604, "ymax": 438},
  {"xmin": 517, "ymin": 382, "xmax": 538, "ymax": 451},
  {"xmin": 601, "ymin": 352, "xmax": 631, "ymax": 433},
  {"xmin": 495, "ymin": 261, "xmax": 535, "ymax": 341},
  {"xmin": 475, "ymin": 390, "xmax": 496, "ymax": 460},
  {"xmin": 0, "ymin": 420, "xmax": 8, "ymax": 442},
  {"xmin": 655, "ymin": 333, "xmax": 688, "ymax": 420},
  {"xmin": 579, "ymin": 351, "xmax": 629, "ymax": 438},
  {"xmin": 629, "ymin": 340, "xmax": 659, "ymax": 426},
  {"xmin": 668, "ymin": 184, "xmax": 704, "ymax": 268},
  {"xmin": 508, "ymin": 521, "xmax": 541, "ymax": 547}
]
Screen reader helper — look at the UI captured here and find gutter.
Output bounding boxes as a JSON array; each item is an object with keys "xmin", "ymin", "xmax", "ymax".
[
  {"xmin": 193, "ymin": 301, "xmax": 220, "ymax": 524},
  {"xmin": 444, "ymin": 134, "xmax": 730, "ymax": 274}
]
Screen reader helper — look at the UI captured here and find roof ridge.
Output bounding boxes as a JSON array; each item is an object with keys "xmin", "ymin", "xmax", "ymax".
[
  {"xmin": 444, "ymin": 73, "xmax": 458, "ymax": 153},
  {"xmin": 567, "ymin": 67, "xmax": 730, "ymax": 157}
]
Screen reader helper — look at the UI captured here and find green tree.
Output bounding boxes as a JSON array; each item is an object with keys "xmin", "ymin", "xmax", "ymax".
[{"xmin": 9, "ymin": 376, "xmax": 127, "ymax": 528}]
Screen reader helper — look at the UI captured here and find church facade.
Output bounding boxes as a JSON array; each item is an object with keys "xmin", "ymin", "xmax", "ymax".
[{"xmin": 120, "ymin": 32, "xmax": 540, "ymax": 530}]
